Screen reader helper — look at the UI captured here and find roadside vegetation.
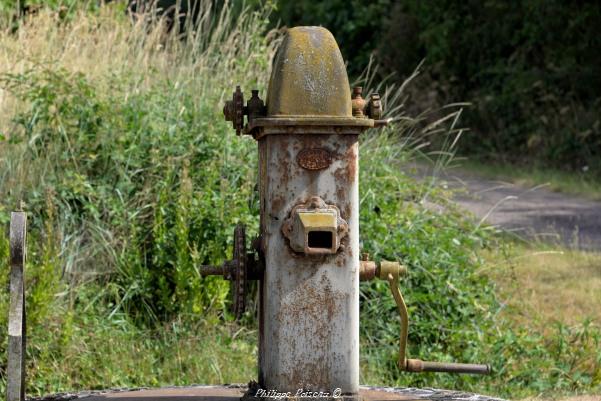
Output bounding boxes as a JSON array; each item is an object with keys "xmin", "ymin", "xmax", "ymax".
[
  {"xmin": 0, "ymin": 2, "xmax": 599, "ymax": 400},
  {"xmin": 457, "ymin": 160, "xmax": 601, "ymax": 201},
  {"xmin": 484, "ymin": 243, "xmax": 601, "ymax": 327}
]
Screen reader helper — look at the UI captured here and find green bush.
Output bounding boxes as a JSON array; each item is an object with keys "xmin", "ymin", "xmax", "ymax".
[{"xmin": 0, "ymin": 65, "xmax": 256, "ymax": 323}]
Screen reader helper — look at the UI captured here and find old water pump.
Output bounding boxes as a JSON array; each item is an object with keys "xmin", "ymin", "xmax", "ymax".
[
  {"xmin": 6, "ymin": 27, "xmax": 491, "ymax": 401},
  {"xmin": 203, "ymin": 26, "xmax": 490, "ymax": 398}
]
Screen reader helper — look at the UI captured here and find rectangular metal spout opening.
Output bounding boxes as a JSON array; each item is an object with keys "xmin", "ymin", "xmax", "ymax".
[{"xmin": 307, "ymin": 230, "xmax": 333, "ymax": 250}]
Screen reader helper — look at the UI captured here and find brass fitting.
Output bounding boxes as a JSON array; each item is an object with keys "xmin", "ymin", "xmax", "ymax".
[
  {"xmin": 359, "ymin": 260, "xmax": 376, "ymax": 281},
  {"xmin": 359, "ymin": 259, "xmax": 407, "ymax": 282},
  {"xmin": 351, "ymin": 87, "xmax": 366, "ymax": 118},
  {"xmin": 378, "ymin": 260, "xmax": 407, "ymax": 280}
]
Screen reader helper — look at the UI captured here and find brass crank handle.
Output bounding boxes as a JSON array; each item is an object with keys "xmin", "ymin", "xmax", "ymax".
[
  {"xmin": 376, "ymin": 261, "xmax": 410, "ymax": 369},
  {"xmin": 361, "ymin": 259, "xmax": 491, "ymax": 375}
]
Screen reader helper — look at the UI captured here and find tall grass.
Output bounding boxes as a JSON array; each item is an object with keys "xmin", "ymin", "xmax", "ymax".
[
  {"xmin": 0, "ymin": 2, "xmax": 599, "ymax": 399},
  {"xmin": 0, "ymin": 2, "xmax": 274, "ymax": 394},
  {"xmin": 0, "ymin": 2, "xmax": 276, "ymax": 319}
]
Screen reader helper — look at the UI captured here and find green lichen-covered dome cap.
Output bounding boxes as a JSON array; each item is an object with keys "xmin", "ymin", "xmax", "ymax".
[{"xmin": 266, "ymin": 26, "xmax": 352, "ymax": 118}]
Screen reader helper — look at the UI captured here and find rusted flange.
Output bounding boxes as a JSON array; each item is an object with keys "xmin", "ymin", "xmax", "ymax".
[{"xmin": 231, "ymin": 223, "xmax": 248, "ymax": 319}]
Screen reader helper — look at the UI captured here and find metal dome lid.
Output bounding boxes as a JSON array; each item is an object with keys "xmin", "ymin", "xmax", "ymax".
[{"xmin": 266, "ymin": 26, "xmax": 352, "ymax": 118}]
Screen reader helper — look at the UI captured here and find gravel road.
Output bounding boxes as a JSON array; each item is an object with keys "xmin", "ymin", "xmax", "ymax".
[{"xmin": 421, "ymin": 165, "xmax": 601, "ymax": 251}]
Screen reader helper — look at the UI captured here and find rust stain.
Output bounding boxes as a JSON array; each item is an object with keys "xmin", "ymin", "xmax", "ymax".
[
  {"xmin": 277, "ymin": 273, "xmax": 345, "ymax": 390},
  {"xmin": 271, "ymin": 194, "xmax": 285, "ymax": 215},
  {"xmin": 345, "ymin": 141, "xmax": 358, "ymax": 182},
  {"xmin": 336, "ymin": 184, "xmax": 347, "ymax": 204},
  {"xmin": 276, "ymin": 136, "xmax": 291, "ymax": 188},
  {"xmin": 333, "ymin": 167, "xmax": 347, "ymax": 184}
]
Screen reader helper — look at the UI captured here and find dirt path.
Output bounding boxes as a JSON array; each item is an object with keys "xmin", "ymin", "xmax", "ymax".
[{"xmin": 421, "ymin": 165, "xmax": 601, "ymax": 251}]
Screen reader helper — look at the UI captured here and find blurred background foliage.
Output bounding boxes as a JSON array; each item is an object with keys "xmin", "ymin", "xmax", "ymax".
[
  {"xmin": 0, "ymin": 0, "xmax": 599, "ymax": 399},
  {"xmin": 273, "ymin": 0, "xmax": 601, "ymax": 175}
]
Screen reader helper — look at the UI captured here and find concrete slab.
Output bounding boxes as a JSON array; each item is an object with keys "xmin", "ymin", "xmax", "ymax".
[{"xmin": 63, "ymin": 385, "xmax": 504, "ymax": 401}]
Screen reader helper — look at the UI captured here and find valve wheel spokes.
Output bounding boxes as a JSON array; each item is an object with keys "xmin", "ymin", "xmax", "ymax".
[
  {"xmin": 232, "ymin": 224, "xmax": 248, "ymax": 320},
  {"xmin": 197, "ymin": 223, "xmax": 252, "ymax": 320}
]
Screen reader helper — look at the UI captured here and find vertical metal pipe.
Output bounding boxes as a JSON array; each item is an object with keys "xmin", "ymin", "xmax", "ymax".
[{"xmin": 258, "ymin": 133, "xmax": 360, "ymax": 400}]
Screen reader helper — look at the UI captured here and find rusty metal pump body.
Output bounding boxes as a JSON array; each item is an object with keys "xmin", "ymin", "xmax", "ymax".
[
  {"xmin": 223, "ymin": 26, "xmax": 490, "ymax": 398},
  {"xmin": 225, "ymin": 26, "xmax": 384, "ymax": 399},
  {"xmin": 255, "ymin": 27, "xmax": 364, "ymax": 398}
]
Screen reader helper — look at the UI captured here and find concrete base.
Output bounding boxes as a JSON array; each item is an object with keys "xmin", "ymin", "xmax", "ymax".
[{"xmin": 29, "ymin": 384, "xmax": 507, "ymax": 401}]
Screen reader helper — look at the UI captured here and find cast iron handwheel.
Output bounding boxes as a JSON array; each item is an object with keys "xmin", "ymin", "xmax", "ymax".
[{"xmin": 231, "ymin": 223, "xmax": 247, "ymax": 319}]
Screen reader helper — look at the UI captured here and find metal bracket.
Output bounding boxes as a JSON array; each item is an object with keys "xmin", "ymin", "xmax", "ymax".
[{"xmin": 7, "ymin": 212, "xmax": 27, "ymax": 401}]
